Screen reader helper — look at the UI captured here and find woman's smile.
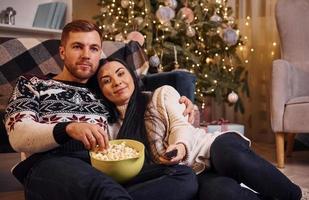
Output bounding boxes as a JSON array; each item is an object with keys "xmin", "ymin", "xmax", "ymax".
[{"xmin": 113, "ymin": 86, "xmax": 128, "ymax": 95}]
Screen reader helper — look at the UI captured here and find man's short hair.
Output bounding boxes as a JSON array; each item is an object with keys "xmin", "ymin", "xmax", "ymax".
[{"xmin": 61, "ymin": 19, "xmax": 102, "ymax": 46}]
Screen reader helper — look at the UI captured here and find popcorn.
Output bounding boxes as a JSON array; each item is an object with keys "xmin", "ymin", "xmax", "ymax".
[{"xmin": 91, "ymin": 142, "xmax": 139, "ymax": 161}]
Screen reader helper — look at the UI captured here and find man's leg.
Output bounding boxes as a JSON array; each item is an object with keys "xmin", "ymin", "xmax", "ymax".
[
  {"xmin": 209, "ymin": 133, "xmax": 302, "ymax": 200},
  {"xmin": 125, "ymin": 164, "xmax": 198, "ymax": 200},
  {"xmin": 24, "ymin": 153, "xmax": 132, "ymax": 200}
]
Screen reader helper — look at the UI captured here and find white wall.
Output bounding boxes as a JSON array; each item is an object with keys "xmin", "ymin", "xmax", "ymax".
[{"xmin": 0, "ymin": 0, "xmax": 71, "ymax": 27}]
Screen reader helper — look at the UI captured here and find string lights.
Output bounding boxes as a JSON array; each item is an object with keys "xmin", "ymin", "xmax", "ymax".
[{"xmin": 94, "ymin": 0, "xmax": 251, "ymax": 112}]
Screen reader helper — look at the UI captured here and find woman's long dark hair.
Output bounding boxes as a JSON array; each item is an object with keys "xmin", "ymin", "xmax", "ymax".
[{"xmin": 90, "ymin": 57, "xmax": 152, "ymax": 163}]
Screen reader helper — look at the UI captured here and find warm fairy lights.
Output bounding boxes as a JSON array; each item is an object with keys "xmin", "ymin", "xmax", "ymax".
[{"xmin": 95, "ymin": 0, "xmax": 253, "ymax": 110}]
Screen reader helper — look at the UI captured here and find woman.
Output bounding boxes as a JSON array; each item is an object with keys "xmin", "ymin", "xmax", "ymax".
[{"xmin": 96, "ymin": 57, "xmax": 302, "ymax": 200}]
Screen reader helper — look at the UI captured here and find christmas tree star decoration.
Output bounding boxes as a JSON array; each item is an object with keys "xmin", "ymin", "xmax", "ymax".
[{"xmin": 94, "ymin": 0, "xmax": 250, "ymax": 113}]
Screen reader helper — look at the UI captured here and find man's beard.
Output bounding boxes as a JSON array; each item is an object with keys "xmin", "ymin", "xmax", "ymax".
[{"xmin": 64, "ymin": 61, "xmax": 96, "ymax": 81}]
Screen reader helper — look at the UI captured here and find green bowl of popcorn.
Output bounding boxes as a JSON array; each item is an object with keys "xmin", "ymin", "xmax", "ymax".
[{"xmin": 89, "ymin": 139, "xmax": 145, "ymax": 183}]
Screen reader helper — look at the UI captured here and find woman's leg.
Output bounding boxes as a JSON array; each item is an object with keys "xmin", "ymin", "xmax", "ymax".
[
  {"xmin": 24, "ymin": 152, "xmax": 132, "ymax": 200},
  {"xmin": 197, "ymin": 170, "xmax": 261, "ymax": 200},
  {"xmin": 209, "ymin": 132, "xmax": 302, "ymax": 200},
  {"xmin": 125, "ymin": 164, "xmax": 198, "ymax": 200}
]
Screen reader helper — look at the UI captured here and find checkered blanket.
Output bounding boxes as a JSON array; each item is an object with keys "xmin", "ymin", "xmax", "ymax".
[
  {"xmin": 102, "ymin": 40, "xmax": 149, "ymax": 75},
  {"xmin": 0, "ymin": 38, "xmax": 149, "ymax": 110},
  {"xmin": 0, "ymin": 37, "xmax": 63, "ymax": 110}
]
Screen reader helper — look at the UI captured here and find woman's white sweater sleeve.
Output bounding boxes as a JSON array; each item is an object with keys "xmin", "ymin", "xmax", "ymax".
[{"xmin": 154, "ymin": 85, "xmax": 197, "ymax": 154}]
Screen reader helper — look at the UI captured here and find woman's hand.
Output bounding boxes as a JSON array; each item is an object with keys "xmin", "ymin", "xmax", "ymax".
[
  {"xmin": 179, "ymin": 96, "xmax": 194, "ymax": 124},
  {"xmin": 65, "ymin": 122, "xmax": 109, "ymax": 151},
  {"xmin": 159, "ymin": 143, "xmax": 187, "ymax": 165}
]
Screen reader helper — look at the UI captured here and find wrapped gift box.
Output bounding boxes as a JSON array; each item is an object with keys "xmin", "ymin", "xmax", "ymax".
[{"xmin": 202, "ymin": 123, "xmax": 245, "ymax": 135}]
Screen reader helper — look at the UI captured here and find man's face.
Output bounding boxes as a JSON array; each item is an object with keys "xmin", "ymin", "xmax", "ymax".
[{"xmin": 59, "ymin": 31, "xmax": 102, "ymax": 83}]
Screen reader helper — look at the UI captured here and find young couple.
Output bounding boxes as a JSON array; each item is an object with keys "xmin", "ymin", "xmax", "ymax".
[{"xmin": 5, "ymin": 20, "xmax": 301, "ymax": 200}]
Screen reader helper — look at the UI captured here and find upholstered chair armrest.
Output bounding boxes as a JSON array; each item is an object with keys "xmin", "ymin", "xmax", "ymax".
[{"xmin": 271, "ymin": 59, "xmax": 309, "ymax": 132}]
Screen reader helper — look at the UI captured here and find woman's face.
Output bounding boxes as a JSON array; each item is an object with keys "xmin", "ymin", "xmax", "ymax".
[{"xmin": 97, "ymin": 61, "xmax": 135, "ymax": 106}]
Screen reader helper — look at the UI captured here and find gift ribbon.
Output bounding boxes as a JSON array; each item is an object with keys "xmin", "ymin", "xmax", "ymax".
[
  {"xmin": 207, "ymin": 118, "xmax": 229, "ymax": 125},
  {"xmin": 203, "ymin": 118, "xmax": 230, "ymax": 132}
]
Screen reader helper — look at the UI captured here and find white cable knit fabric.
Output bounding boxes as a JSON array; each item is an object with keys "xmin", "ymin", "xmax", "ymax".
[{"xmin": 145, "ymin": 85, "xmax": 250, "ymax": 174}]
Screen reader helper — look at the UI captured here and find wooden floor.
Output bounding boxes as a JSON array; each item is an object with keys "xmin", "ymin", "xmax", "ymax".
[
  {"xmin": 0, "ymin": 143, "xmax": 308, "ymax": 200},
  {"xmin": 252, "ymin": 143, "xmax": 309, "ymax": 191}
]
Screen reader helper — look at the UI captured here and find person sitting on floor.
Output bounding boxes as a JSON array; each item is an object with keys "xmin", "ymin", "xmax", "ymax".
[{"xmin": 95, "ymin": 57, "xmax": 302, "ymax": 200}]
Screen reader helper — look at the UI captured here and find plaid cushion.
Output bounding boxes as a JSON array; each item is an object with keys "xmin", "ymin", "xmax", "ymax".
[
  {"xmin": 102, "ymin": 40, "xmax": 149, "ymax": 75},
  {"xmin": 0, "ymin": 37, "xmax": 63, "ymax": 110}
]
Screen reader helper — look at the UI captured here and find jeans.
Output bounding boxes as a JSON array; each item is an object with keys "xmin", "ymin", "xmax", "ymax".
[
  {"xmin": 197, "ymin": 133, "xmax": 302, "ymax": 200},
  {"xmin": 24, "ymin": 151, "xmax": 197, "ymax": 200}
]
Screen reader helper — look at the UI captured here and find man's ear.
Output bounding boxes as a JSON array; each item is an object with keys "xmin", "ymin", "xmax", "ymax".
[{"xmin": 59, "ymin": 46, "xmax": 65, "ymax": 60}]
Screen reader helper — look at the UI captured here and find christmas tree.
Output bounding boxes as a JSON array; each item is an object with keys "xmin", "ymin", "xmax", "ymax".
[{"xmin": 94, "ymin": 0, "xmax": 249, "ymax": 112}]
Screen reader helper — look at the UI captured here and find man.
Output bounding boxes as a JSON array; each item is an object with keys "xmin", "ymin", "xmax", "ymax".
[{"xmin": 4, "ymin": 20, "xmax": 197, "ymax": 200}]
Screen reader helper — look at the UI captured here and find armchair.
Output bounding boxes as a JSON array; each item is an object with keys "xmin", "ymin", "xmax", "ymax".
[
  {"xmin": 0, "ymin": 37, "xmax": 196, "ymax": 153},
  {"xmin": 271, "ymin": 0, "xmax": 309, "ymax": 168}
]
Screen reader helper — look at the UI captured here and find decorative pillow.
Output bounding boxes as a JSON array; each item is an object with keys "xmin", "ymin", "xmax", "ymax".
[
  {"xmin": 102, "ymin": 40, "xmax": 149, "ymax": 75},
  {"xmin": 0, "ymin": 37, "xmax": 63, "ymax": 110}
]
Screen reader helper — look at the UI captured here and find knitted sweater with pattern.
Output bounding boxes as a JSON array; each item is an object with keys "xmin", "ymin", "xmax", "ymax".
[{"xmin": 4, "ymin": 74, "xmax": 110, "ymax": 158}]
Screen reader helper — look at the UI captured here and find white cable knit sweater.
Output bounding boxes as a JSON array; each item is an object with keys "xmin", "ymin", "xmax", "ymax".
[{"xmin": 144, "ymin": 85, "xmax": 250, "ymax": 174}]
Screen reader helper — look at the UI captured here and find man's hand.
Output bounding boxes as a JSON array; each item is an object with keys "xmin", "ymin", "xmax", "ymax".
[
  {"xmin": 179, "ymin": 96, "xmax": 194, "ymax": 124},
  {"xmin": 65, "ymin": 122, "xmax": 109, "ymax": 151}
]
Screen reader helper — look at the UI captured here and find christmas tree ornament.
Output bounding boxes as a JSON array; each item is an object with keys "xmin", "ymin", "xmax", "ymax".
[
  {"xmin": 186, "ymin": 26, "xmax": 196, "ymax": 37},
  {"xmin": 127, "ymin": 31, "xmax": 145, "ymax": 46},
  {"xmin": 115, "ymin": 33, "xmax": 124, "ymax": 42},
  {"xmin": 121, "ymin": 0, "xmax": 130, "ymax": 8},
  {"xmin": 149, "ymin": 54, "xmax": 161, "ymax": 67},
  {"xmin": 228, "ymin": 91, "xmax": 239, "ymax": 103},
  {"xmin": 173, "ymin": 45, "xmax": 180, "ymax": 69},
  {"xmin": 100, "ymin": 7, "xmax": 108, "ymax": 13},
  {"xmin": 134, "ymin": 17, "xmax": 144, "ymax": 26},
  {"xmin": 164, "ymin": 0, "xmax": 178, "ymax": 9},
  {"xmin": 156, "ymin": 6, "xmax": 175, "ymax": 24},
  {"xmin": 223, "ymin": 27, "xmax": 239, "ymax": 46},
  {"xmin": 178, "ymin": 7, "xmax": 194, "ymax": 23},
  {"xmin": 210, "ymin": 13, "xmax": 222, "ymax": 22}
]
